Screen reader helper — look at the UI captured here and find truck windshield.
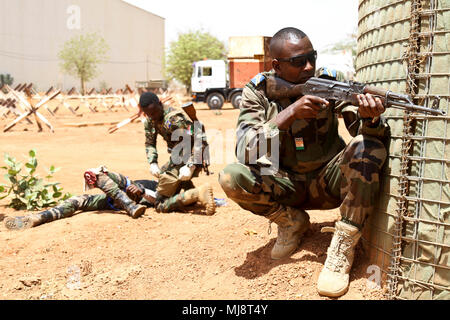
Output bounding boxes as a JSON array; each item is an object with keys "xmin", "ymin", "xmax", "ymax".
[{"xmin": 202, "ymin": 67, "xmax": 212, "ymax": 77}]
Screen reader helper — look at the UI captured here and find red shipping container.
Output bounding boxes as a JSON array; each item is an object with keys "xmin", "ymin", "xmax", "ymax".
[
  {"xmin": 229, "ymin": 61, "xmax": 265, "ymax": 89},
  {"xmin": 228, "ymin": 36, "xmax": 272, "ymax": 89}
]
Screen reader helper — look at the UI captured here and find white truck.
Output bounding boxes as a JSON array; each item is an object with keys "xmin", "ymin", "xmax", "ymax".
[
  {"xmin": 191, "ymin": 59, "xmax": 242, "ymax": 109},
  {"xmin": 191, "ymin": 36, "xmax": 272, "ymax": 109}
]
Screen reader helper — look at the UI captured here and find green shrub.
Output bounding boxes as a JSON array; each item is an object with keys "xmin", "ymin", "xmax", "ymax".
[{"xmin": 0, "ymin": 150, "xmax": 71, "ymax": 210}]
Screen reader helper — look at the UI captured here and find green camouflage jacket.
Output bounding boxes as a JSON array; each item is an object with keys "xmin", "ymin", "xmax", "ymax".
[
  {"xmin": 236, "ymin": 70, "xmax": 390, "ymax": 178},
  {"xmin": 144, "ymin": 105, "xmax": 194, "ymax": 166}
]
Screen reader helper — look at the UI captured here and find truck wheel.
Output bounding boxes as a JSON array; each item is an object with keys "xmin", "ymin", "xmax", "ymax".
[
  {"xmin": 231, "ymin": 92, "xmax": 242, "ymax": 109},
  {"xmin": 206, "ymin": 93, "xmax": 224, "ymax": 110}
]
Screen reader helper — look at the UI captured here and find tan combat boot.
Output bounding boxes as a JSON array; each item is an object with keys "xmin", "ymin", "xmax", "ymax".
[
  {"xmin": 4, "ymin": 212, "xmax": 52, "ymax": 230},
  {"xmin": 181, "ymin": 183, "xmax": 216, "ymax": 215},
  {"xmin": 317, "ymin": 221, "xmax": 362, "ymax": 297},
  {"xmin": 268, "ymin": 206, "xmax": 310, "ymax": 260}
]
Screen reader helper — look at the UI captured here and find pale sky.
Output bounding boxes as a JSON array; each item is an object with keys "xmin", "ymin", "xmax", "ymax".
[{"xmin": 123, "ymin": 0, "xmax": 359, "ymax": 52}]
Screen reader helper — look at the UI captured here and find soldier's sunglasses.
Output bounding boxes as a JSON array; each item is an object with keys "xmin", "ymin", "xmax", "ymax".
[{"xmin": 276, "ymin": 50, "xmax": 317, "ymax": 68}]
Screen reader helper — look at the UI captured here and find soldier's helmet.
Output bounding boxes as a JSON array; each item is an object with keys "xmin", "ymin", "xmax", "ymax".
[{"xmin": 315, "ymin": 67, "xmax": 346, "ymax": 82}]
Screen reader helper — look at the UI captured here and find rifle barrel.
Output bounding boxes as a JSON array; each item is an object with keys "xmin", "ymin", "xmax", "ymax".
[{"xmin": 389, "ymin": 100, "xmax": 445, "ymax": 115}]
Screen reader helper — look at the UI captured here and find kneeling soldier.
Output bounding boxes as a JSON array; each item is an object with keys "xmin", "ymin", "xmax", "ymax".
[{"xmin": 139, "ymin": 92, "xmax": 215, "ymax": 215}]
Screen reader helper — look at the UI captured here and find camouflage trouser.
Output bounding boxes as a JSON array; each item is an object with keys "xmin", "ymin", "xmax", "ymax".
[
  {"xmin": 92, "ymin": 169, "xmax": 200, "ymax": 214},
  {"xmin": 93, "ymin": 171, "xmax": 133, "ymax": 206},
  {"xmin": 155, "ymin": 161, "xmax": 199, "ymax": 213},
  {"xmin": 40, "ymin": 171, "xmax": 142, "ymax": 223},
  {"xmin": 38, "ymin": 194, "xmax": 111, "ymax": 222},
  {"xmin": 38, "ymin": 171, "xmax": 158, "ymax": 223},
  {"xmin": 218, "ymin": 135, "xmax": 387, "ymax": 228}
]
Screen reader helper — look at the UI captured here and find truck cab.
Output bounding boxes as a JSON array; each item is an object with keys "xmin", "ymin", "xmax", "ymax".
[
  {"xmin": 191, "ymin": 60, "xmax": 241, "ymax": 109},
  {"xmin": 191, "ymin": 60, "xmax": 226, "ymax": 94}
]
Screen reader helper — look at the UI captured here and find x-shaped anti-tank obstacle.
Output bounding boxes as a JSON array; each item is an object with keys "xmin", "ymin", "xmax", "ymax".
[{"xmin": 3, "ymin": 85, "xmax": 61, "ymax": 133}]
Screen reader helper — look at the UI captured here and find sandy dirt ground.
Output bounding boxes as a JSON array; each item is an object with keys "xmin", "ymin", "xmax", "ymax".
[{"xmin": 0, "ymin": 99, "xmax": 385, "ymax": 300}]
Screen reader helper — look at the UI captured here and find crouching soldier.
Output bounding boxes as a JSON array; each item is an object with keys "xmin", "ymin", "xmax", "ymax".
[{"xmin": 218, "ymin": 28, "xmax": 389, "ymax": 297}]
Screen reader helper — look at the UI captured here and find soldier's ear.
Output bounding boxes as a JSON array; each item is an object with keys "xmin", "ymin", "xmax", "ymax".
[{"xmin": 272, "ymin": 59, "xmax": 281, "ymax": 73}]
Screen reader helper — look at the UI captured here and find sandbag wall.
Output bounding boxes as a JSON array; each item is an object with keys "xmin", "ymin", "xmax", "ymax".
[{"xmin": 356, "ymin": 0, "xmax": 449, "ymax": 299}]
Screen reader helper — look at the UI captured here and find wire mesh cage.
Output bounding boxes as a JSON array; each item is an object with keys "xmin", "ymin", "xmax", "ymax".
[{"xmin": 357, "ymin": 0, "xmax": 449, "ymax": 300}]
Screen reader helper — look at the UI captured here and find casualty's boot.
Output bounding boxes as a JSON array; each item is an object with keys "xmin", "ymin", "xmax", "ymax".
[
  {"xmin": 180, "ymin": 183, "xmax": 216, "ymax": 215},
  {"xmin": 114, "ymin": 190, "xmax": 146, "ymax": 219},
  {"xmin": 268, "ymin": 206, "xmax": 310, "ymax": 260},
  {"xmin": 317, "ymin": 221, "xmax": 362, "ymax": 297},
  {"xmin": 95, "ymin": 173, "xmax": 146, "ymax": 219},
  {"xmin": 4, "ymin": 210, "xmax": 54, "ymax": 230}
]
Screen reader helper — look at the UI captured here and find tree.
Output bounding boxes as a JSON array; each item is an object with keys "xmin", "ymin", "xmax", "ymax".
[
  {"xmin": 323, "ymin": 32, "xmax": 357, "ymax": 68},
  {"xmin": 0, "ymin": 74, "xmax": 14, "ymax": 87},
  {"xmin": 58, "ymin": 33, "xmax": 109, "ymax": 94},
  {"xmin": 165, "ymin": 30, "xmax": 226, "ymax": 91}
]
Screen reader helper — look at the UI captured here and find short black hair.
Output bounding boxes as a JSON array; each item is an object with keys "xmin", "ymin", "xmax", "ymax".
[
  {"xmin": 269, "ymin": 27, "xmax": 308, "ymax": 58},
  {"xmin": 139, "ymin": 91, "xmax": 160, "ymax": 108}
]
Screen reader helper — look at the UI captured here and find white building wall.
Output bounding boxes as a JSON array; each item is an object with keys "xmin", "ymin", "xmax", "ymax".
[{"xmin": 0, "ymin": 0, "xmax": 165, "ymax": 91}]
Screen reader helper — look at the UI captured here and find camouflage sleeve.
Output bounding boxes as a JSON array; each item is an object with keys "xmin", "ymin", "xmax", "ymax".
[
  {"xmin": 168, "ymin": 112, "xmax": 192, "ymax": 132},
  {"xmin": 340, "ymin": 104, "xmax": 390, "ymax": 140},
  {"xmin": 236, "ymin": 85, "xmax": 281, "ymax": 165},
  {"xmin": 178, "ymin": 115, "xmax": 197, "ymax": 167},
  {"xmin": 144, "ymin": 118, "xmax": 158, "ymax": 164},
  {"xmin": 167, "ymin": 111, "xmax": 197, "ymax": 166}
]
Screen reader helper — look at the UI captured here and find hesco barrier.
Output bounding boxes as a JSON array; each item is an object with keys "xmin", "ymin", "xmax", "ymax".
[{"xmin": 357, "ymin": 0, "xmax": 449, "ymax": 299}]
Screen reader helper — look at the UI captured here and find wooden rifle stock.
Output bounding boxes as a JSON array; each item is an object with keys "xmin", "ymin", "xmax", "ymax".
[
  {"xmin": 181, "ymin": 102, "xmax": 211, "ymax": 175},
  {"xmin": 182, "ymin": 102, "xmax": 198, "ymax": 122},
  {"xmin": 265, "ymin": 76, "xmax": 305, "ymax": 100}
]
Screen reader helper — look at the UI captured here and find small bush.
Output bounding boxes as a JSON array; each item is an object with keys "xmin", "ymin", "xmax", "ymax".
[{"xmin": 0, "ymin": 150, "xmax": 71, "ymax": 210}]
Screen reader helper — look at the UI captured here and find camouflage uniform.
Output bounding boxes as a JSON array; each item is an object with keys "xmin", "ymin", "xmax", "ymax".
[
  {"xmin": 218, "ymin": 70, "xmax": 389, "ymax": 229},
  {"xmin": 144, "ymin": 104, "xmax": 203, "ymax": 213},
  {"xmin": 315, "ymin": 67, "xmax": 346, "ymax": 82},
  {"xmin": 3, "ymin": 170, "xmax": 157, "ymax": 230},
  {"xmin": 85, "ymin": 170, "xmax": 157, "ymax": 211},
  {"xmin": 4, "ymin": 164, "xmax": 215, "ymax": 230}
]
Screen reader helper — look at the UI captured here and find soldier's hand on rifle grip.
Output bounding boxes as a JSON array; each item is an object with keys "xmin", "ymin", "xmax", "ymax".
[
  {"xmin": 356, "ymin": 93, "xmax": 385, "ymax": 119},
  {"xmin": 291, "ymin": 95, "xmax": 329, "ymax": 119}
]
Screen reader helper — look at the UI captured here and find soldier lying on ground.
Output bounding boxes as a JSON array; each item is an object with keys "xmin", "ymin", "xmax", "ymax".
[
  {"xmin": 4, "ymin": 166, "xmax": 216, "ymax": 230},
  {"xmin": 139, "ymin": 91, "xmax": 215, "ymax": 215},
  {"xmin": 218, "ymin": 27, "xmax": 389, "ymax": 298}
]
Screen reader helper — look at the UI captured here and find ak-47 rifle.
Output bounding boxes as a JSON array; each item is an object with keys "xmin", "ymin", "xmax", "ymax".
[
  {"xmin": 181, "ymin": 102, "xmax": 211, "ymax": 175},
  {"xmin": 265, "ymin": 76, "xmax": 445, "ymax": 116}
]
